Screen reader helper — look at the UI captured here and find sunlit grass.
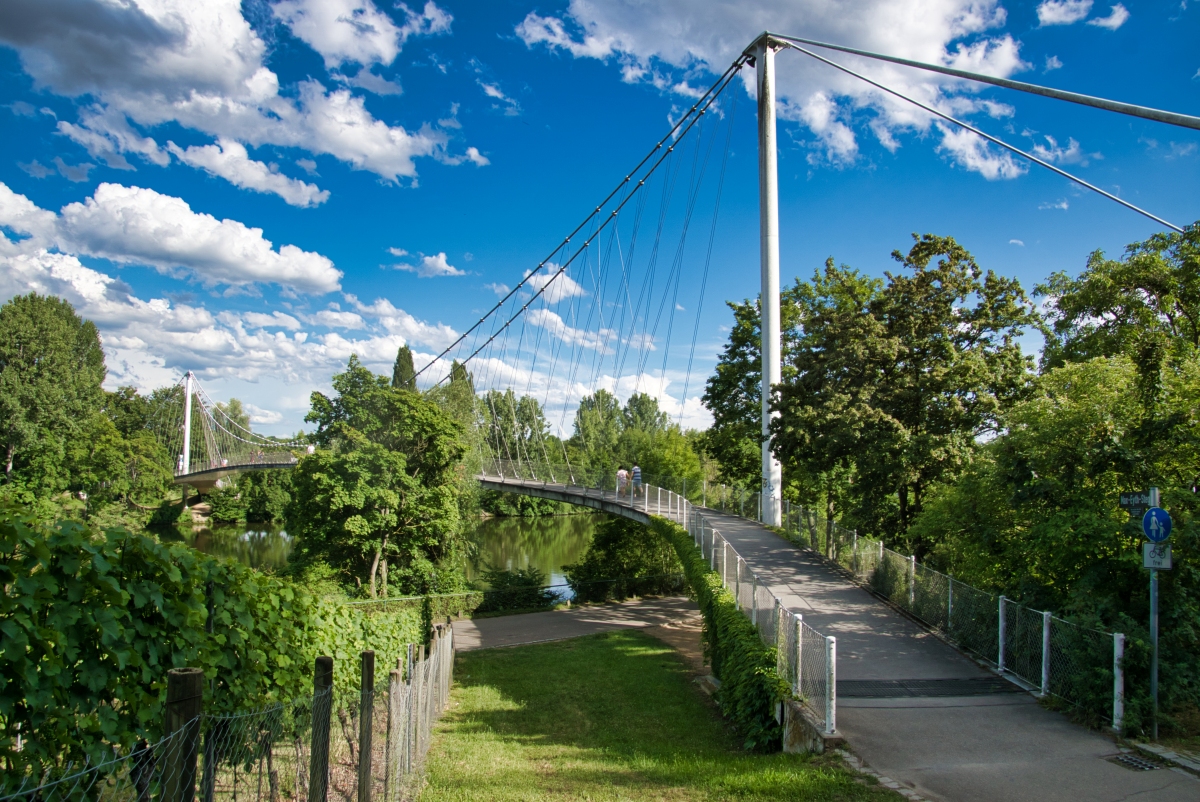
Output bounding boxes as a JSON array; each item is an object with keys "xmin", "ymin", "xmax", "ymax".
[{"xmin": 420, "ymin": 630, "xmax": 898, "ymax": 801}]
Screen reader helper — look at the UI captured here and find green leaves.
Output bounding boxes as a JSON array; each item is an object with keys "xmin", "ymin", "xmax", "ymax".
[{"xmin": 0, "ymin": 505, "xmax": 423, "ymax": 774}]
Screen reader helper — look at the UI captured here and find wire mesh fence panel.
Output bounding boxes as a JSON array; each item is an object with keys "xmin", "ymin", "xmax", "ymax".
[
  {"xmin": 1047, "ymin": 617, "xmax": 1115, "ymax": 719},
  {"xmin": 946, "ymin": 579, "xmax": 1000, "ymax": 665},
  {"xmin": 869, "ymin": 550, "xmax": 910, "ymax": 608},
  {"xmin": 0, "ymin": 726, "xmax": 192, "ymax": 802},
  {"xmin": 911, "ymin": 564, "xmax": 950, "ymax": 632},
  {"xmin": 798, "ymin": 622, "xmax": 829, "ymax": 729},
  {"xmin": 1004, "ymin": 600, "xmax": 1044, "ymax": 690},
  {"xmin": 754, "ymin": 585, "xmax": 776, "ymax": 645},
  {"xmin": 198, "ymin": 695, "xmax": 320, "ymax": 802}
]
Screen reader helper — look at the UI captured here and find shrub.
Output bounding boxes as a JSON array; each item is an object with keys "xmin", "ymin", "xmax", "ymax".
[
  {"xmin": 0, "ymin": 506, "xmax": 421, "ymax": 775},
  {"xmin": 565, "ymin": 516, "xmax": 685, "ymax": 603},
  {"xmin": 475, "ymin": 566, "xmax": 559, "ymax": 613},
  {"xmin": 649, "ymin": 517, "xmax": 788, "ymax": 751}
]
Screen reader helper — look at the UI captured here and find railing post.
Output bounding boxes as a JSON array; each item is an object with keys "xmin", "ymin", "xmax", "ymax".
[
  {"xmin": 710, "ymin": 528, "xmax": 717, "ymax": 571},
  {"xmin": 734, "ymin": 557, "xmax": 741, "ymax": 609},
  {"xmin": 358, "ymin": 651, "xmax": 375, "ymax": 802},
  {"xmin": 405, "ymin": 644, "xmax": 415, "ymax": 772},
  {"xmin": 947, "ymin": 575, "xmax": 953, "ymax": 633},
  {"xmin": 907, "ymin": 555, "xmax": 915, "ymax": 609},
  {"xmin": 851, "ymin": 530, "xmax": 858, "ymax": 574},
  {"xmin": 794, "ymin": 613, "xmax": 803, "ymax": 696},
  {"xmin": 1041, "ymin": 611, "xmax": 1052, "ymax": 696},
  {"xmin": 997, "ymin": 596, "xmax": 1007, "ymax": 672},
  {"xmin": 721, "ymin": 539, "xmax": 728, "ymax": 588},
  {"xmin": 751, "ymin": 574, "xmax": 758, "ymax": 629},
  {"xmin": 825, "ymin": 636, "xmax": 837, "ymax": 735},
  {"xmin": 163, "ymin": 667, "xmax": 203, "ymax": 802},
  {"xmin": 1112, "ymin": 632, "xmax": 1125, "ymax": 733},
  {"xmin": 310, "ymin": 656, "xmax": 334, "ymax": 802}
]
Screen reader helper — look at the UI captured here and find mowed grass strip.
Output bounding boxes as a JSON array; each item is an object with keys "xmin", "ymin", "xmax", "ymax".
[{"xmin": 420, "ymin": 630, "xmax": 898, "ymax": 801}]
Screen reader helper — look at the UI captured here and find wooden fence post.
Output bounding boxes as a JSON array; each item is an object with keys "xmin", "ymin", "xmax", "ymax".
[
  {"xmin": 163, "ymin": 668, "xmax": 204, "ymax": 802},
  {"xmin": 358, "ymin": 651, "xmax": 375, "ymax": 802},
  {"xmin": 309, "ymin": 656, "xmax": 334, "ymax": 802}
]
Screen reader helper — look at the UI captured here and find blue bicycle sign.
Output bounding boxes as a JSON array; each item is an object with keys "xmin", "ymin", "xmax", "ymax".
[{"xmin": 1143, "ymin": 507, "xmax": 1172, "ymax": 543}]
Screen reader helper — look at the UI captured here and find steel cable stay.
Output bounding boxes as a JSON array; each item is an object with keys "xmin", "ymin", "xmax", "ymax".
[
  {"xmin": 677, "ymin": 83, "xmax": 738, "ymax": 428},
  {"xmin": 779, "ymin": 40, "xmax": 1185, "ymax": 233},
  {"xmin": 767, "ymin": 31, "xmax": 1200, "ymax": 132},
  {"xmin": 413, "ymin": 58, "xmax": 747, "ymax": 383}
]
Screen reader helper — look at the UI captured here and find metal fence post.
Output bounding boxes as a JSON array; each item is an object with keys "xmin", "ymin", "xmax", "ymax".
[
  {"xmin": 734, "ymin": 558, "xmax": 742, "ymax": 610},
  {"xmin": 794, "ymin": 614, "xmax": 803, "ymax": 696},
  {"xmin": 1112, "ymin": 632, "xmax": 1125, "ymax": 733},
  {"xmin": 405, "ymin": 645, "xmax": 415, "ymax": 772},
  {"xmin": 851, "ymin": 531, "xmax": 858, "ymax": 574},
  {"xmin": 710, "ymin": 528, "xmax": 717, "ymax": 571},
  {"xmin": 358, "ymin": 651, "xmax": 375, "ymax": 802},
  {"xmin": 702, "ymin": 479, "xmax": 707, "ymax": 508},
  {"xmin": 163, "ymin": 668, "xmax": 203, "ymax": 802},
  {"xmin": 947, "ymin": 576, "xmax": 953, "ymax": 633},
  {"xmin": 751, "ymin": 575, "xmax": 758, "ymax": 628},
  {"xmin": 998, "ymin": 596, "xmax": 1006, "ymax": 671},
  {"xmin": 721, "ymin": 540, "xmax": 728, "ymax": 588},
  {"xmin": 1041, "ymin": 611, "xmax": 1052, "ymax": 696},
  {"xmin": 825, "ymin": 636, "xmax": 837, "ymax": 735},
  {"xmin": 310, "ymin": 656, "xmax": 334, "ymax": 802},
  {"xmin": 907, "ymin": 555, "xmax": 916, "ymax": 609}
]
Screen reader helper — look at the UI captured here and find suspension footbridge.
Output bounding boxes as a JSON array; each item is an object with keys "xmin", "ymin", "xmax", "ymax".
[{"xmin": 151, "ymin": 31, "xmax": 1200, "ymax": 800}]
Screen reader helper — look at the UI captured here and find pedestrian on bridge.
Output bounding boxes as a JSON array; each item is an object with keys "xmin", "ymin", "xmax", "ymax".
[
  {"xmin": 617, "ymin": 466, "xmax": 628, "ymax": 495},
  {"xmin": 632, "ymin": 464, "xmax": 642, "ymax": 498}
]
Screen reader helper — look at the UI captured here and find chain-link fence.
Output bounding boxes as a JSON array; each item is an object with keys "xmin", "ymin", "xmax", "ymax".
[
  {"xmin": 2, "ymin": 626, "xmax": 456, "ymax": 802},
  {"xmin": 777, "ymin": 502, "xmax": 1126, "ymax": 730}
]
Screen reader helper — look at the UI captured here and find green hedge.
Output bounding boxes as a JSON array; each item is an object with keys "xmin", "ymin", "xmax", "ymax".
[
  {"xmin": 649, "ymin": 518, "xmax": 789, "ymax": 751},
  {"xmin": 0, "ymin": 507, "xmax": 422, "ymax": 775}
]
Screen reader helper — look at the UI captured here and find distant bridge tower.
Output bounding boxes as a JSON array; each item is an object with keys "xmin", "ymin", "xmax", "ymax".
[{"xmin": 754, "ymin": 32, "xmax": 783, "ymax": 528}]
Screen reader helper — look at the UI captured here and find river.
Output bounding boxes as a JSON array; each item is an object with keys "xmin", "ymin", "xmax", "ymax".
[{"xmin": 177, "ymin": 513, "xmax": 600, "ymax": 591}]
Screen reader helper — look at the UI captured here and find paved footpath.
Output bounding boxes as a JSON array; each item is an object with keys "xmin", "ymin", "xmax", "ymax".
[
  {"xmin": 452, "ymin": 596, "xmax": 698, "ymax": 651},
  {"xmin": 698, "ymin": 508, "xmax": 1198, "ymax": 802}
]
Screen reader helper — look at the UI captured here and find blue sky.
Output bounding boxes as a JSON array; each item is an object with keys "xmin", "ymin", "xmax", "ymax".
[{"xmin": 0, "ymin": 0, "xmax": 1196, "ymax": 435}]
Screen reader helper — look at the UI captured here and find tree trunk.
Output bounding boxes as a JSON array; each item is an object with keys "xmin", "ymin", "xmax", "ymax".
[
  {"xmin": 381, "ymin": 559, "xmax": 388, "ymax": 599},
  {"xmin": 5, "ymin": 444, "xmax": 14, "ymax": 481},
  {"xmin": 369, "ymin": 548, "xmax": 381, "ymax": 599}
]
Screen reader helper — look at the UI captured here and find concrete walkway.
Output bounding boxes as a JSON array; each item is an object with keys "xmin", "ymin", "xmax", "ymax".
[
  {"xmin": 697, "ymin": 508, "xmax": 1197, "ymax": 802},
  {"xmin": 452, "ymin": 596, "xmax": 698, "ymax": 651}
]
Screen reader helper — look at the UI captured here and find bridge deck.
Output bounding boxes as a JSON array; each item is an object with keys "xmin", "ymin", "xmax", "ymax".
[{"xmin": 483, "ymin": 476, "xmax": 1196, "ymax": 802}]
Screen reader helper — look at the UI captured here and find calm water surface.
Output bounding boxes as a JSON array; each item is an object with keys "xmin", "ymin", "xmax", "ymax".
[
  {"xmin": 179, "ymin": 514, "xmax": 599, "ymax": 586},
  {"xmin": 466, "ymin": 514, "xmax": 598, "ymax": 589}
]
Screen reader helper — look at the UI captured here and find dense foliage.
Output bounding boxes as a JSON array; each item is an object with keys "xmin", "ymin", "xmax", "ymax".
[
  {"xmin": 564, "ymin": 516, "xmax": 684, "ymax": 602},
  {"xmin": 0, "ymin": 507, "xmax": 422, "ymax": 775},
  {"xmin": 0, "ymin": 295, "xmax": 175, "ymax": 517},
  {"xmin": 288, "ymin": 356, "xmax": 468, "ymax": 597}
]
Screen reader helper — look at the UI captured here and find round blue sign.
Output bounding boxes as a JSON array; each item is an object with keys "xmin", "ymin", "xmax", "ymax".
[{"xmin": 1143, "ymin": 507, "xmax": 1172, "ymax": 543}]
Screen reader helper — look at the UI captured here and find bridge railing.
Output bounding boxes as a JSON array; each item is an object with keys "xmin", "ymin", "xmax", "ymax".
[
  {"xmin": 175, "ymin": 450, "xmax": 299, "ymax": 478},
  {"xmin": 687, "ymin": 504, "xmax": 836, "ymax": 735}
]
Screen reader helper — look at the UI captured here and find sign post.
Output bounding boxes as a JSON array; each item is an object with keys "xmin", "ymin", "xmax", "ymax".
[{"xmin": 1140, "ymin": 487, "xmax": 1171, "ymax": 740}]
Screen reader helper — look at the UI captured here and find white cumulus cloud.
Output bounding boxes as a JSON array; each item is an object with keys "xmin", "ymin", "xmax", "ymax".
[
  {"xmin": 395, "ymin": 252, "xmax": 465, "ymax": 278},
  {"xmin": 0, "ymin": 0, "xmax": 472, "ymax": 191},
  {"xmin": 168, "ymin": 139, "xmax": 330, "ymax": 207},
  {"xmin": 1088, "ymin": 4, "xmax": 1130, "ymax": 29},
  {"xmin": 0, "ymin": 181, "xmax": 341, "ymax": 293},
  {"xmin": 1037, "ymin": 0, "xmax": 1093, "ymax": 25},
  {"xmin": 514, "ymin": 0, "xmax": 1032, "ymax": 180},
  {"xmin": 523, "ymin": 267, "xmax": 587, "ymax": 304}
]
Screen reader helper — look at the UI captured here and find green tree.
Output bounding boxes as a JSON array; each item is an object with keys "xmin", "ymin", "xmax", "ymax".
[
  {"xmin": 392, "ymin": 345, "xmax": 418, "ymax": 390},
  {"xmin": 215, "ymin": 398, "xmax": 251, "ymax": 431},
  {"xmin": 568, "ymin": 389, "xmax": 623, "ymax": 477},
  {"xmin": 1039, "ymin": 221, "xmax": 1200, "ymax": 401},
  {"xmin": 0, "ymin": 294, "xmax": 106, "ymax": 490},
  {"xmin": 769, "ymin": 236, "xmax": 1038, "ymax": 546},
  {"xmin": 288, "ymin": 355, "xmax": 467, "ymax": 596},
  {"xmin": 564, "ymin": 516, "xmax": 684, "ymax": 602}
]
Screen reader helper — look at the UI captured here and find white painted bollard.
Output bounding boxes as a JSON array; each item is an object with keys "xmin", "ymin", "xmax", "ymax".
[
  {"xmin": 825, "ymin": 636, "xmax": 837, "ymax": 735},
  {"xmin": 1041, "ymin": 611, "xmax": 1052, "ymax": 697},
  {"xmin": 1113, "ymin": 632, "xmax": 1125, "ymax": 732},
  {"xmin": 998, "ymin": 595, "xmax": 1007, "ymax": 671}
]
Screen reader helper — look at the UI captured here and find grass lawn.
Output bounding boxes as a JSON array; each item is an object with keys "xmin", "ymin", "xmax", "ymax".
[{"xmin": 420, "ymin": 630, "xmax": 899, "ymax": 801}]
